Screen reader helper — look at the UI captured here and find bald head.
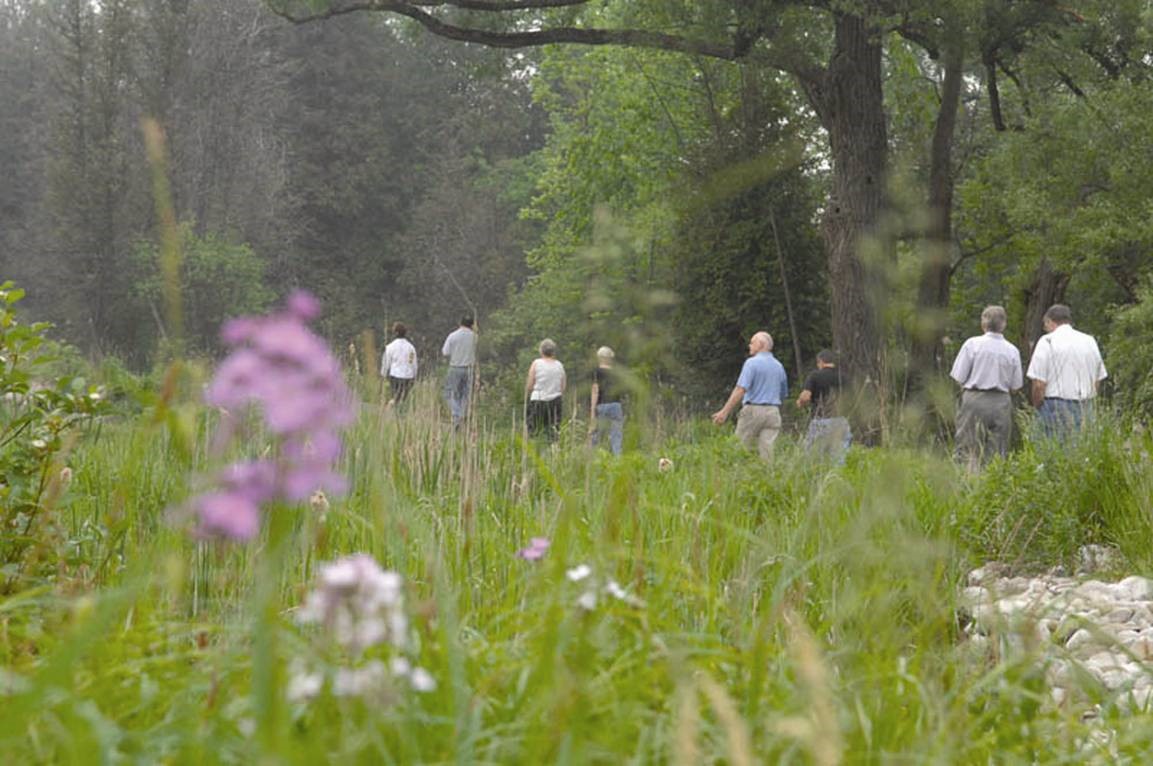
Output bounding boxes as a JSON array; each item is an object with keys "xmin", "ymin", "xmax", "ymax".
[{"xmin": 749, "ymin": 331, "xmax": 774, "ymax": 354}]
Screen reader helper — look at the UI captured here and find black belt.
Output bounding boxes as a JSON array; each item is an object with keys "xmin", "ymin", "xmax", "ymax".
[
  {"xmin": 1044, "ymin": 396, "xmax": 1084, "ymax": 402},
  {"xmin": 745, "ymin": 402, "xmax": 779, "ymax": 406},
  {"xmin": 964, "ymin": 388, "xmax": 1008, "ymax": 393}
]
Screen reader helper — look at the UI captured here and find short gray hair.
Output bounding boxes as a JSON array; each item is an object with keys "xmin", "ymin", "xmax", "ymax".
[
  {"xmin": 1044, "ymin": 304, "xmax": 1072, "ymax": 325},
  {"xmin": 980, "ymin": 305, "xmax": 1007, "ymax": 334},
  {"xmin": 596, "ymin": 346, "xmax": 615, "ymax": 361},
  {"xmin": 538, "ymin": 338, "xmax": 557, "ymax": 357}
]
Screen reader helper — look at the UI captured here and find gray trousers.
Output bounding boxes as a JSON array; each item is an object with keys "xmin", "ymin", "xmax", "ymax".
[
  {"xmin": 955, "ymin": 389, "xmax": 1012, "ymax": 467},
  {"xmin": 443, "ymin": 365, "xmax": 472, "ymax": 425}
]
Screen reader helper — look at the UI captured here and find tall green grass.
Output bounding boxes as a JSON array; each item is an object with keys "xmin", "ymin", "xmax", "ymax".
[{"xmin": 2, "ymin": 381, "xmax": 1152, "ymax": 763}]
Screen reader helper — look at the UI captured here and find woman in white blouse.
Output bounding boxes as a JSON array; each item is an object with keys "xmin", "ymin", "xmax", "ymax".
[{"xmin": 525, "ymin": 338, "xmax": 566, "ymax": 441}]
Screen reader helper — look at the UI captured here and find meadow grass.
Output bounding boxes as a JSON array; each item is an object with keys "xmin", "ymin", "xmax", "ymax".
[{"xmin": 3, "ymin": 379, "xmax": 1153, "ymax": 763}]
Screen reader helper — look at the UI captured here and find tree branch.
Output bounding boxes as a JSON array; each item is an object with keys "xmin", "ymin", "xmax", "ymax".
[
  {"xmin": 414, "ymin": 0, "xmax": 590, "ymax": 9},
  {"xmin": 270, "ymin": 1, "xmax": 743, "ymax": 59}
]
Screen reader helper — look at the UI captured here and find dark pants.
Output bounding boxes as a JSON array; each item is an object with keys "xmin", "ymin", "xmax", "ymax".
[
  {"xmin": 527, "ymin": 398, "xmax": 562, "ymax": 441},
  {"xmin": 389, "ymin": 376, "xmax": 414, "ymax": 404},
  {"xmin": 955, "ymin": 389, "xmax": 1012, "ymax": 468}
]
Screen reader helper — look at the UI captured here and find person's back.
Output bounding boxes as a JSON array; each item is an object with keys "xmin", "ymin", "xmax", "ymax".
[
  {"xmin": 530, "ymin": 357, "xmax": 565, "ymax": 400},
  {"xmin": 442, "ymin": 316, "xmax": 478, "ymax": 427},
  {"xmin": 1029, "ymin": 324, "xmax": 1105, "ymax": 401},
  {"xmin": 797, "ymin": 350, "xmax": 851, "ymax": 462},
  {"xmin": 442, "ymin": 326, "xmax": 477, "ymax": 368},
  {"xmin": 383, "ymin": 337, "xmax": 417, "ymax": 380},
  {"xmin": 804, "ymin": 365, "xmax": 844, "ymax": 419}
]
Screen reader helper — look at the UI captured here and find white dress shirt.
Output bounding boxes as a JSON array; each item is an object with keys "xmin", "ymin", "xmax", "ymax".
[
  {"xmin": 950, "ymin": 332, "xmax": 1023, "ymax": 392},
  {"xmin": 1026, "ymin": 324, "xmax": 1106, "ymax": 400},
  {"xmin": 382, "ymin": 338, "xmax": 417, "ymax": 379}
]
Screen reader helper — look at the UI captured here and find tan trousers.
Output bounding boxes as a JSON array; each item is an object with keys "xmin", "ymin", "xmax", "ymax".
[{"xmin": 735, "ymin": 404, "xmax": 782, "ymax": 461}]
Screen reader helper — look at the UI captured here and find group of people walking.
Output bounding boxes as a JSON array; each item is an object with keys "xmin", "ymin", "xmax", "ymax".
[
  {"xmin": 949, "ymin": 303, "xmax": 1106, "ymax": 468},
  {"xmin": 380, "ymin": 302, "xmax": 1105, "ymax": 466},
  {"xmin": 710, "ymin": 302, "xmax": 1105, "ymax": 467},
  {"xmin": 378, "ymin": 315, "xmax": 624, "ymax": 454},
  {"xmin": 381, "ymin": 315, "xmax": 478, "ymax": 428},
  {"xmin": 711, "ymin": 331, "xmax": 851, "ymax": 462}
]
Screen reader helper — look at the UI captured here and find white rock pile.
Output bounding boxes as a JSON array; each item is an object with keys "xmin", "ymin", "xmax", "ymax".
[{"xmin": 960, "ymin": 548, "xmax": 1153, "ymax": 712}]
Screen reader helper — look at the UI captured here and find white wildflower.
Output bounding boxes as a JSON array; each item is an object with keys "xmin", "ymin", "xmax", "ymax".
[
  {"xmin": 333, "ymin": 660, "xmax": 387, "ymax": 697},
  {"xmin": 566, "ymin": 564, "xmax": 592, "ymax": 582},
  {"xmin": 287, "ymin": 662, "xmax": 324, "ymax": 703},
  {"xmin": 577, "ymin": 591, "xmax": 598, "ymax": 611},
  {"xmin": 409, "ymin": 667, "xmax": 437, "ymax": 693},
  {"xmin": 390, "ymin": 657, "xmax": 412, "ymax": 678},
  {"xmin": 604, "ymin": 579, "xmax": 645, "ymax": 607}
]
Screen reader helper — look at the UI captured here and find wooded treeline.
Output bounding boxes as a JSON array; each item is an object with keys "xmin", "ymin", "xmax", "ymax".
[{"xmin": 3, "ymin": 0, "xmax": 1153, "ymax": 411}]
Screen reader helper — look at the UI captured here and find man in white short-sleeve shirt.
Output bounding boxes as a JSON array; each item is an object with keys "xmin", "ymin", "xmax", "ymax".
[{"xmin": 1026, "ymin": 304, "xmax": 1106, "ymax": 438}]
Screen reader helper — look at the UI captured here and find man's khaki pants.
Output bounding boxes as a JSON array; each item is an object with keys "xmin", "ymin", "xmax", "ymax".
[{"xmin": 735, "ymin": 404, "xmax": 782, "ymax": 461}]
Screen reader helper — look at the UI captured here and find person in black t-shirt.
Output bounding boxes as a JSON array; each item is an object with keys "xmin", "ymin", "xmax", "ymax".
[
  {"xmin": 589, "ymin": 346, "xmax": 623, "ymax": 455},
  {"xmin": 796, "ymin": 349, "xmax": 851, "ymax": 462}
]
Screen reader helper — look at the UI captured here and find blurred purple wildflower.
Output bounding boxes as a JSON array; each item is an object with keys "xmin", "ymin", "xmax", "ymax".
[
  {"xmin": 516, "ymin": 537, "xmax": 551, "ymax": 561},
  {"xmin": 186, "ymin": 290, "xmax": 355, "ymax": 540}
]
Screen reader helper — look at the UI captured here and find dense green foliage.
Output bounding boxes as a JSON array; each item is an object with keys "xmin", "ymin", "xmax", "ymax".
[
  {"xmin": 131, "ymin": 225, "xmax": 276, "ymax": 358},
  {"xmin": 0, "ymin": 284, "xmax": 110, "ymax": 579}
]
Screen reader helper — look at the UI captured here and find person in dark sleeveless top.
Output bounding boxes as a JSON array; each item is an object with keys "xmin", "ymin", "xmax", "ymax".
[{"xmin": 589, "ymin": 346, "xmax": 623, "ymax": 455}]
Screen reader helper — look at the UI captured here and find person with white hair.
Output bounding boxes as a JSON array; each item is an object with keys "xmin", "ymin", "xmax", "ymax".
[
  {"xmin": 525, "ymin": 338, "xmax": 566, "ymax": 441},
  {"xmin": 950, "ymin": 305, "xmax": 1023, "ymax": 467},
  {"xmin": 711, "ymin": 331, "xmax": 788, "ymax": 460},
  {"xmin": 589, "ymin": 345, "xmax": 623, "ymax": 455}
]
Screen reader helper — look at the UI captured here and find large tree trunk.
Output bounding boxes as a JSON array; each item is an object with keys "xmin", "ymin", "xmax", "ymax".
[
  {"xmin": 1021, "ymin": 258, "xmax": 1070, "ymax": 362},
  {"xmin": 802, "ymin": 13, "xmax": 888, "ymax": 386},
  {"xmin": 911, "ymin": 33, "xmax": 965, "ymax": 376}
]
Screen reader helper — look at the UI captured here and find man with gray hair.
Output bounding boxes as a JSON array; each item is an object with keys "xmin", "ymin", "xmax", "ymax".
[
  {"xmin": 1026, "ymin": 304, "xmax": 1107, "ymax": 439},
  {"xmin": 712, "ymin": 331, "xmax": 789, "ymax": 460},
  {"xmin": 950, "ymin": 305, "xmax": 1023, "ymax": 467}
]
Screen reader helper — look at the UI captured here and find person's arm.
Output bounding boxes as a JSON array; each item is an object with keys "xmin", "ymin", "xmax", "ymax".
[
  {"xmin": 559, "ymin": 365, "xmax": 567, "ymax": 395},
  {"xmin": 1025, "ymin": 336, "xmax": 1049, "ymax": 407},
  {"xmin": 712, "ymin": 385, "xmax": 746, "ymax": 425},
  {"xmin": 1031, "ymin": 378, "xmax": 1047, "ymax": 407},
  {"xmin": 589, "ymin": 381, "xmax": 599, "ymax": 425},
  {"xmin": 780, "ymin": 372, "xmax": 789, "ymax": 405},
  {"xmin": 1010, "ymin": 354, "xmax": 1023, "ymax": 393},
  {"xmin": 442, "ymin": 333, "xmax": 452, "ymax": 358},
  {"xmin": 796, "ymin": 389, "xmax": 812, "ymax": 409},
  {"xmin": 1094, "ymin": 340, "xmax": 1107, "ymax": 393},
  {"xmin": 381, "ymin": 346, "xmax": 390, "ymax": 378},
  {"xmin": 949, "ymin": 341, "xmax": 972, "ymax": 387},
  {"xmin": 524, "ymin": 360, "xmax": 536, "ymax": 399},
  {"xmin": 410, "ymin": 344, "xmax": 418, "ymax": 377}
]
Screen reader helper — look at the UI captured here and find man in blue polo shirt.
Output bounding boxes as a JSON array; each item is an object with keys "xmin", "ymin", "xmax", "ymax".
[{"xmin": 712, "ymin": 331, "xmax": 789, "ymax": 460}]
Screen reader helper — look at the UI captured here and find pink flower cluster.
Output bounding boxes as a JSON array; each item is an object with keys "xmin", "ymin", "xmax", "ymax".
[{"xmin": 191, "ymin": 291, "xmax": 356, "ymax": 539}]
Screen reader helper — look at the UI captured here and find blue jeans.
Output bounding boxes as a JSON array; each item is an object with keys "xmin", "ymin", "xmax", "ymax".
[
  {"xmin": 1037, "ymin": 398, "xmax": 1091, "ymax": 441},
  {"xmin": 443, "ymin": 366, "xmax": 472, "ymax": 425},
  {"xmin": 804, "ymin": 417, "xmax": 851, "ymax": 464},
  {"xmin": 593, "ymin": 402, "xmax": 623, "ymax": 456}
]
